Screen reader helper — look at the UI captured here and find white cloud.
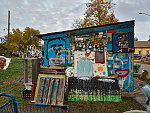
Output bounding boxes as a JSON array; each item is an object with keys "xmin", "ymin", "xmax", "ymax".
[
  {"xmin": 0, "ymin": 0, "xmax": 150, "ymax": 41},
  {"xmin": 114, "ymin": 0, "xmax": 150, "ymax": 40}
]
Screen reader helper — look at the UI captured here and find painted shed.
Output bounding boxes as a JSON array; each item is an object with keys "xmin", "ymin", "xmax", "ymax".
[{"xmin": 37, "ymin": 20, "xmax": 135, "ymax": 95}]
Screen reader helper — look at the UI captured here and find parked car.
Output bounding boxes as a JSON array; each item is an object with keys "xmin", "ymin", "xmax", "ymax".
[
  {"xmin": 141, "ymin": 56, "xmax": 146, "ymax": 62},
  {"xmin": 134, "ymin": 54, "xmax": 141, "ymax": 59},
  {"xmin": 146, "ymin": 54, "xmax": 150, "ymax": 62}
]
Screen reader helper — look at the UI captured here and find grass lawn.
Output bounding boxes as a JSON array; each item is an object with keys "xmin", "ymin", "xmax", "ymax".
[
  {"xmin": 0, "ymin": 57, "xmax": 32, "ymax": 104},
  {"xmin": 0, "ymin": 57, "xmax": 146, "ymax": 112}
]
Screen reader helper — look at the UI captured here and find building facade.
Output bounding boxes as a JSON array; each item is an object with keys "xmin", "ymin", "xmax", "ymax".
[
  {"xmin": 134, "ymin": 41, "xmax": 150, "ymax": 56},
  {"xmin": 37, "ymin": 20, "xmax": 135, "ymax": 97}
]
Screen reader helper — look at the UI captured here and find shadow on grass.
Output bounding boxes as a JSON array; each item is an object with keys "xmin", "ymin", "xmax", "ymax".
[{"xmin": 65, "ymin": 97, "xmax": 146, "ymax": 113}]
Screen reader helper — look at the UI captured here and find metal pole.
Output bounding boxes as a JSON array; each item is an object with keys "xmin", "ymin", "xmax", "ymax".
[{"xmin": 7, "ymin": 10, "xmax": 10, "ymax": 57}]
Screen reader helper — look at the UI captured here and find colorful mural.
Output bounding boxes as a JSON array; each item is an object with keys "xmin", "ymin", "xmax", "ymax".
[
  {"xmin": 74, "ymin": 51, "xmax": 108, "ymax": 77},
  {"xmin": 40, "ymin": 20, "xmax": 135, "ymax": 96},
  {"xmin": 107, "ymin": 52, "xmax": 133, "ymax": 92},
  {"xmin": 67, "ymin": 77, "xmax": 122, "ymax": 102},
  {"xmin": 44, "ymin": 37, "xmax": 71, "ymax": 66},
  {"xmin": 112, "ymin": 33, "xmax": 134, "ymax": 53}
]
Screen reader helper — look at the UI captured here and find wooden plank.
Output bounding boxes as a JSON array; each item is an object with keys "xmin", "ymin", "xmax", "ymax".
[
  {"xmin": 46, "ymin": 78, "xmax": 54, "ymax": 104},
  {"xmin": 42, "ymin": 78, "xmax": 50, "ymax": 104},
  {"xmin": 40, "ymin": 66, "xmax": 66, "ymax": 70},
  {"xmin": 57, "ymin": 78, "xmax": 65, "ymax": 105},
  {"xmin": 51, "ymin": 79, "xmax": 59, "ymax": 105},
  {"xmin": 24, "ymin": 59, "xmax": 28, "ymax": 83},
  {"xmin": 35, "ymin": 77, "xmax": 45, "ymax": 104},
  {"xmin": 32, "ymin": 59, "xmax": 36, "ymax": 83},
  {"xmin": 32, "ymin": 58, "xmax": 40, "ymax": 83},
  {"xmin": 37, "ymin": 58, "xmax": 40, "ymax": 79}
]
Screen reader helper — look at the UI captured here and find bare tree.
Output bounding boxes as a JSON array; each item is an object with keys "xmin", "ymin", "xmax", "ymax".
[{"xmin": 71, "ymin": 18, "xmax": 83, "ymax": 29}]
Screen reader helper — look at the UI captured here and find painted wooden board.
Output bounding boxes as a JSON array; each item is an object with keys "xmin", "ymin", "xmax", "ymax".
[
  {"xmin": 34, "ymin": 74, "xmax": 65, "ymax": 102},
  {"xmin": 42, "ymin": 78, "xmax": 50, "ymax": 104},
  {"xmin": 46, "ymin": 78, "xmax": 54, "ymax": 104},
  {"xmin": 51, "ymin": 79, "xmax": 59, "ymax": 105},
  {"xmin": 36, "ymin": 77, "xmax": 45, "ymax": 104},
  {"xmin": 74, "ymin": 51, "xmax": 108, "ymax": 77},
  {"xmin": 58, "ymin": 78, "xmax": 65, "ymax": 105}
]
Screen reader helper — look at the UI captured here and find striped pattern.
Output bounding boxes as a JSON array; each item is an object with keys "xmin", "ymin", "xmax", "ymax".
[{"xmin": 35, "ymin": 77, "xmax": 65, "ymax": 105}]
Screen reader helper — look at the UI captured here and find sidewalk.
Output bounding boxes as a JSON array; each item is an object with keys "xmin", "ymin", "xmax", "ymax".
[{"xmin": 134, "ymin": 78, "xmax": 147, "ymax": 108}]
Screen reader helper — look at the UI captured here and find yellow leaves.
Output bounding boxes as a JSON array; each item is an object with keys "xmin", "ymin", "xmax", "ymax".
[
  {"xmin": 3, "ymin": 27, "xmax": 40, "ymax": 52},
  {"xmin": 81, "ymin": 0, "xmax": 118, "ymax": 28}
]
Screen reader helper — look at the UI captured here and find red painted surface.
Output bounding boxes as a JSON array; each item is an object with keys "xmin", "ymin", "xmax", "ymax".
[
  {"xmin": 115, "ymin": 69, "xmax": 130, "ymax": 78},
  {"xmin": 0, "ymin": 57, "xmax": 6, "ymax": 69}
]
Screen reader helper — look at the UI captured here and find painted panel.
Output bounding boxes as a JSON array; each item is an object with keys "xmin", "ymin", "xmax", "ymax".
[
  {"xmin": 67, "ymin": 77, "xmax": 122, "ymax": 102},
  {"xmin": 44, "ymin": 37, "xmax": 71, "ymax": 66},
  {"xmin": 107, "ymin": 52, "xmax": 133, "ymax": 92},
  {"xmin": 93, "ymin": 64, "xmax": 107, "ymax": 77},
  {"xmin": 77, "ymin": 58, "xmax": 93, "ymax": 77},
  {"xmin": 95, "ymin": 51, "xmax": 105, "ymax": 63},
  {"xmin": 112, "ymin": 33, "xmax": 134, "ymax": 53},
  {"xmin": 34, "ymin": 74, "xmax": 65, "ymax": 102},
  {"xmin": 0, "ymin": 56, "xmax": 11, "ymax": 70},
  {"xmin": 74, "ymin": 51, "xmax": 108, "ymax": 77},
  {"xmin": 73, "ymin": 32, "xmax": 107, "ymax": 51}
]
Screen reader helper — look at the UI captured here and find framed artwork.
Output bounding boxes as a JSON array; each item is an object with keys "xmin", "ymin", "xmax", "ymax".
[
  {"xmin": 95, "ymin": 51, "xmax": 105, "ymax": 63},
  {"xmin": 112, "ymin": 33, "xmax": 134, "ymax": 53}
]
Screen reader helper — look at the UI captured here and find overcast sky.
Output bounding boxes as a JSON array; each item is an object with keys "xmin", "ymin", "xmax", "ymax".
[{"xmin": 0, "ymin": 0, "xmax": 150, "ymax": 41}]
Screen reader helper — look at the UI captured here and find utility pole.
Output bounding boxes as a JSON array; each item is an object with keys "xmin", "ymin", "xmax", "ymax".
[{"xmin": 7, "ymin": 10, "xmax": 10, "ymax": 57}]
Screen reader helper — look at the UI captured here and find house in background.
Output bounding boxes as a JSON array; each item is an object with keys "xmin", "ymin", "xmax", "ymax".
[
  {"xmin": 134, "ymin": 41, "xmax": 150, "ymax": 56},
  {"xmin": 0, "ymin": 37, "xmax": 5, "ymax": 44}
]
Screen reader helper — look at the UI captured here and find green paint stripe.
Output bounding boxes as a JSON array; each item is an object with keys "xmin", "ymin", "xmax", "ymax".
[
  {"xmin": 68, "ymin": 95, "xmax": 122, "ymax": 102},
  {"xmin": 57, "ymin": 80, "xmax": 60, "ymax": 97},
  {"xmin": 51, "ymin": 80, "xmax": 55, "ymax": 99}
]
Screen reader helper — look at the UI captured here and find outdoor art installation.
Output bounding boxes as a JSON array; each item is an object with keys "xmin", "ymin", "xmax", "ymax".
[{"xmin": 37, "ymin": 20, "xmax": 135, "ymax": 102}]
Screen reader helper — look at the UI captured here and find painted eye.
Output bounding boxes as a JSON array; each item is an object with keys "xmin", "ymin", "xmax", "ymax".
[{"xmin": 58, "ymin": 47, "xmax": 61, "ymax": 50}]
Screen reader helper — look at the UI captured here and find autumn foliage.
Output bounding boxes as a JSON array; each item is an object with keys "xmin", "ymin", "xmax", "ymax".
[
  {"xmin": 4, "ymin": 27, "xmax": 40, "ymax": 53},
  {"xmin": 81, "ymin": 0, "xmax": 118, "ymax": 27}
]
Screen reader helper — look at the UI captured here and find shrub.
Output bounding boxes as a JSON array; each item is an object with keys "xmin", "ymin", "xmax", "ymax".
[{"xmin": 133, "ymin": 64, "xmax": 141, "ymax": 73}]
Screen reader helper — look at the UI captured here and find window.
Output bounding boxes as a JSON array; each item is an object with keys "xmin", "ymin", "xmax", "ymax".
[
  {"xmin": 147, "ymin": 50, "xmax": 149, "ymax": 55},
  {"xmin": 139, "ymin": 51, "xmax": 141, "ymax": 55}
]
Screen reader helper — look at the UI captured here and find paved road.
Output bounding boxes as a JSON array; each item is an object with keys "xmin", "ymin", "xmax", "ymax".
[{"xmin": 135, "ymin": 63, "xmax": 150, "ymax": 77}]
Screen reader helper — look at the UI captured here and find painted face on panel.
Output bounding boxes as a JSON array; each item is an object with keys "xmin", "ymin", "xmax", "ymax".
[
  {"xmin": 46, "ymin": 37, "xmax": 67, "ymax": 66},
  {"xmin": 116, "ymin": 34, "xmax": 129, "ymax": 49}
]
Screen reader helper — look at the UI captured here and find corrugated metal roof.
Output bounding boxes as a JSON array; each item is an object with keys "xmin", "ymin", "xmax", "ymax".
[{"xmin": 134, "ymin": 41, "xmax": 150, "ymax": 48}]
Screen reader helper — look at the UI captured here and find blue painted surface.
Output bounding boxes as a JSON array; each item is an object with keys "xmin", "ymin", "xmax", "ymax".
[
  {"xmin": 77, "ymin": 59, "xmax": 93, "ymax": 77},
  {"xmin": 42, "ymin": 21, "xmax": 135, "ymax": 92},
  {"xmin": 43, "ymin": 36, "xmax": 71, "ymax": 66},
  {"xmin": 112, "ymin": 33, "xmax": 134, "ymax": 53},
  {"xmin": 107, "ymin": 53, "xmax": 133, "ymax": 92},
  {"xmin": 0, "ymin": 93, "xmax": 69, "ymax": 113}
]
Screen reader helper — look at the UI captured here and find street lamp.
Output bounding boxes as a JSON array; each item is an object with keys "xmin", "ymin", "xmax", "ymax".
[{"xmin": 139, "ymin": 12, "xmax": 150, "ymax": 16}]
